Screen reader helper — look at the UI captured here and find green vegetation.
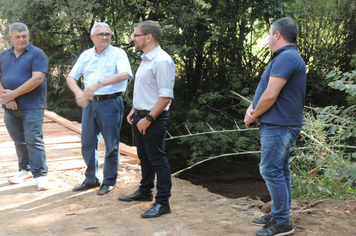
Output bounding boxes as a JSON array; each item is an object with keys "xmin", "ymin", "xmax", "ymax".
[
  {"xmin": 292, "ymin": 70, "xmax": 356, "ymax": 200},
  {"xmin": 291, "ymin": 107, "xmax": 356, "ymax": 200},
  {"xmin": 0, "ymin": 0, "xmax": 355, "ymax": 199}
]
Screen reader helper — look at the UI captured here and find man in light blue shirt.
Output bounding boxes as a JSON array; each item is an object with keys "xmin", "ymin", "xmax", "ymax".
[{"xmin": 67, "ymin": 22, "xmax": 133, "ymax": 195}]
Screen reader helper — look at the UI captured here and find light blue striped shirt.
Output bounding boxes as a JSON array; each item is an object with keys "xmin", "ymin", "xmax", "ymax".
[{"xmin": 69, "ymin": 45, "xmax": 133, "ymax": 95}]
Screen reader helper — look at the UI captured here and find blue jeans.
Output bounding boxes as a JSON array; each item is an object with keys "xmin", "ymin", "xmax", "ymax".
[
  {"xmin": 4, "ymin": 108, "xmax": 48, "ymax": 178},
  {"xmin": 133, "ymin": 111, "xmax": 172, "ymax": 205},
  {"xmin": 259, "ymin": 122, "xmax": 301, "ymax": 225},
  {"xmin": 81, "ymin": 96, "xmax": 123, "ymax": 186}
]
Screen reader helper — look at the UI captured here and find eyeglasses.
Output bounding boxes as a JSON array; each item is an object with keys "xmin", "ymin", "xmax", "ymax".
[
  {"xmin": 133, "ymin": 34, "xmax": 148, "ymax": 39},
  {"xmin": 96, "ymin": 33, "xmax": 112, "ymax": 38}
]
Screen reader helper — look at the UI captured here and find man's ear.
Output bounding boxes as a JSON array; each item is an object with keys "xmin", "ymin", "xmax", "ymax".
[{"xmin": 146, "ymin": 34, "xmax": 153, "ymax": 42}]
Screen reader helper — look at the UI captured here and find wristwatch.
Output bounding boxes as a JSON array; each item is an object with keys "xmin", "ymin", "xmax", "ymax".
[
  {"xmin": 97, "ymin": 80, "xmax": 104, "ymax": 88},
  {"xmin": 145, "ymin": 114, "xmax": 155, "ymax": 122}
]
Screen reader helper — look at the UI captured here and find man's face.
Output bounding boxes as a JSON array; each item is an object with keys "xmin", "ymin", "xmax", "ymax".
[
  {"xmin": 132, "ymin": 27, "xmax": 147, "ymax": 50},
  {"xmin": 9, "ymin": 30, "xmax": 30, "ymax": 52},
  {"xmin": 91, "ymin": 26, "xmax": 112, "ymax": 49}
]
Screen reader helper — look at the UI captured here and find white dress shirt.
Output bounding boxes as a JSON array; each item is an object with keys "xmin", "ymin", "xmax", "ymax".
[
  {"xmin": 133, "ymin": 46, "xmax": 175, "ymax": 111},
  {"xmin": 69, "ymin": 45, "xmax": 133, "ymax": 95}
]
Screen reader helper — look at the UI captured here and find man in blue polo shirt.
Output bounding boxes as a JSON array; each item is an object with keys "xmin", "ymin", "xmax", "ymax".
[
  {"xmin": 244, "ymin": 17, "xmax": 306, "ymax": 236},
  {"xmin": 67, "ymin": 22, "xmax": 132, "ymax": 195},
  {"xmin": 0, "ymin": 22, "xmax": 50, "ymax": 191}
]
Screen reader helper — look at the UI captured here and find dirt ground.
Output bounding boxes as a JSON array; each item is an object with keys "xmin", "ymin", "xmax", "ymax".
[{"xmin": 0, "ymin": 163, "xmax": 355, "ymax": 236}]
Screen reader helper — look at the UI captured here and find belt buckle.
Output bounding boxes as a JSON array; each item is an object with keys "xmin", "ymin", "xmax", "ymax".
[
  {"xmin": 92, "ymin": 96, "xmax": 99, "ymax": 101},
  {"xmin": 136, "ymin": 110, "xmax": 149, "ymax": 116}
]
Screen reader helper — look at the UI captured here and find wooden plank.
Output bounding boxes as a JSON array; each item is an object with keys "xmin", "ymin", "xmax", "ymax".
[
  {"xmin": 44, "ymin": 110, "xmax": 82, "ymax": 134},
  {"xmin": 120, "ymin": 143, "xmax": 138, "ymax": 158},
  {"xmin": 0, "ymin": 108, "xmax": 138, "ymax": 165},
  {"xmin": 45, "ymin": 137, "xmax": 81, "ymax": 145},
  {"xmin": 44, "ymin": 109, "xmax": 138, "ymax": 159}
]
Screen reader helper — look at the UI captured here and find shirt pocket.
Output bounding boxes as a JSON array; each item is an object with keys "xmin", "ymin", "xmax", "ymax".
[{"xmin": 104, "ymin": 61, "xmax": 116, "ymax": 77}]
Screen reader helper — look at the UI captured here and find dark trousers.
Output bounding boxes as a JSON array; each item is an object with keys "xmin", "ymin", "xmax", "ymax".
[{"xmin": 133, "ymin": 111, "xmax": 172, "ymax": 205}]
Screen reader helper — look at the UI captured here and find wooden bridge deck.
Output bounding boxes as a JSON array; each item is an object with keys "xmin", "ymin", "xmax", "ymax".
[{"xmin": 0, "ymin": 108, "xmax": 138, "ymax": 178}]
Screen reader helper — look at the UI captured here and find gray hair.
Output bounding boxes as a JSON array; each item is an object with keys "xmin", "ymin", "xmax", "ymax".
[
  {"xmin": 9, "ymin": 22, "xmax": 29, "ymax": 35},
  {"xmin": 134, "ymin": 20, "xmax": 162, "ymax": 42},
  {"xmin": 90, "ymin": 22, "xmax": 111, "ymax": 35},
  {"xmin": 271, "ymin": 17, "xmax": 299, "ymax": 43}
]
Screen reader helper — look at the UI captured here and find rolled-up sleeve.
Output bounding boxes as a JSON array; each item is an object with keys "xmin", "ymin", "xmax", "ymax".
[{"xmin": 156, "ymin": 58, "xmax": 175, "ymax": 98}]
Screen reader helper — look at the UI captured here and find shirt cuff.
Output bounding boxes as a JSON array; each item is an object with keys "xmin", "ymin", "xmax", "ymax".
[{"xmin": 159, "ymin": 88, "xmax": 174, "ymax": 98}]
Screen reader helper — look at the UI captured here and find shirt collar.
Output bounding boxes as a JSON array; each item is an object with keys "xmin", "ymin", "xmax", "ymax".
[
  {"xmin": 93, "ymin": 44, "xmax": 112, "ymax": 56},
  {"xmin": 272, "ymin": 44, "xmax": 296, "ymax": 60},
  {"xmin": 141, "ymin": 45, "xmax": 161, "ymax": 60},
  {"xmin": 9, "ymin": 43, "xmax": 31, "ymax": 55}
]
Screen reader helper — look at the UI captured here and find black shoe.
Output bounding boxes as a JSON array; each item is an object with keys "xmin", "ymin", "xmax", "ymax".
[
  {"xmin": 141, "ymin": 203, "xmax": 171, "ymax": 218},
  {"xmin": 252, "ymin": 213, "xmax": 275, "ymax": 226},
  {"xmin": 97, "ymin": 184, "xmax": 115, "ymax": 195},
  {"xmin": 72, "ymin": 180, "xmax": 101, "ymax": 191},
  {"xmin": 255, "ymin": 221, "xmax": 294, "ymax": 236},
  {"xmin": 118, "ymin": 190, "xmax": 153, "ymax": 202}
]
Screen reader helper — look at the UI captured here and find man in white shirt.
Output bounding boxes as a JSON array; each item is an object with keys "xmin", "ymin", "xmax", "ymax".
[
  {"xmin": 118, "ymin": 20, "xmax": 175, "ymax": 218},
  {"xmin": 67, "ymin": 22, "xmax": 133, "ymax": 195}
]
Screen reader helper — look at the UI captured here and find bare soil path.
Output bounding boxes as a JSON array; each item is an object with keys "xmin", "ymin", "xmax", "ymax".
[
  {"xmin": 0, "ymin": 163, "xmax": 355, "ymax": 236},
  {"xmin": 1, "ymin": 109, "xmax": 355, "ymax": 236}
]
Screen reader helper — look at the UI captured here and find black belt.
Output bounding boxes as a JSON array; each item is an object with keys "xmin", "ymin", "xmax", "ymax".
[
  {"xmin": 92, "ymin": 92, "xmax": 122, "ymax": 101},
  {"xmin": 134, "ymin": 109, "xmax": 150, "ymax": 116},
  {"xmin": 134, "ymin": 109, "xmax": 168, "ymax": 116}
]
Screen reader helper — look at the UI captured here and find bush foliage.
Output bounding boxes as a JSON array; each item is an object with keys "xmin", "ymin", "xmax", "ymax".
[{"xmin": 0, "ymin": 0, "xmax": 355, "ymax": 199}]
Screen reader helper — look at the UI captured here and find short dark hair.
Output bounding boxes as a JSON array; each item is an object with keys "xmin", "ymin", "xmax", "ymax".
[
  {"xmin": 272, "ymin": 17, "xmax": 298, "ymax": 43},
  {"xmin": 134, "ymin": 20, "xmax": 162, "ymax": 42},
  {"xmin": 9, "ymin": 22, "xmax": 29, "ymax": 35}
]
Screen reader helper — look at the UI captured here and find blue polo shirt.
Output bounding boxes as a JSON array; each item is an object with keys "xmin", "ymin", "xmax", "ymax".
[
  {"xmin": 253, "ymin": 45, "xmax": 306, "ymax": 126},
  {"xmin": 0, "ymin": 43, "xmax": 48, "ymax": 109}
]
